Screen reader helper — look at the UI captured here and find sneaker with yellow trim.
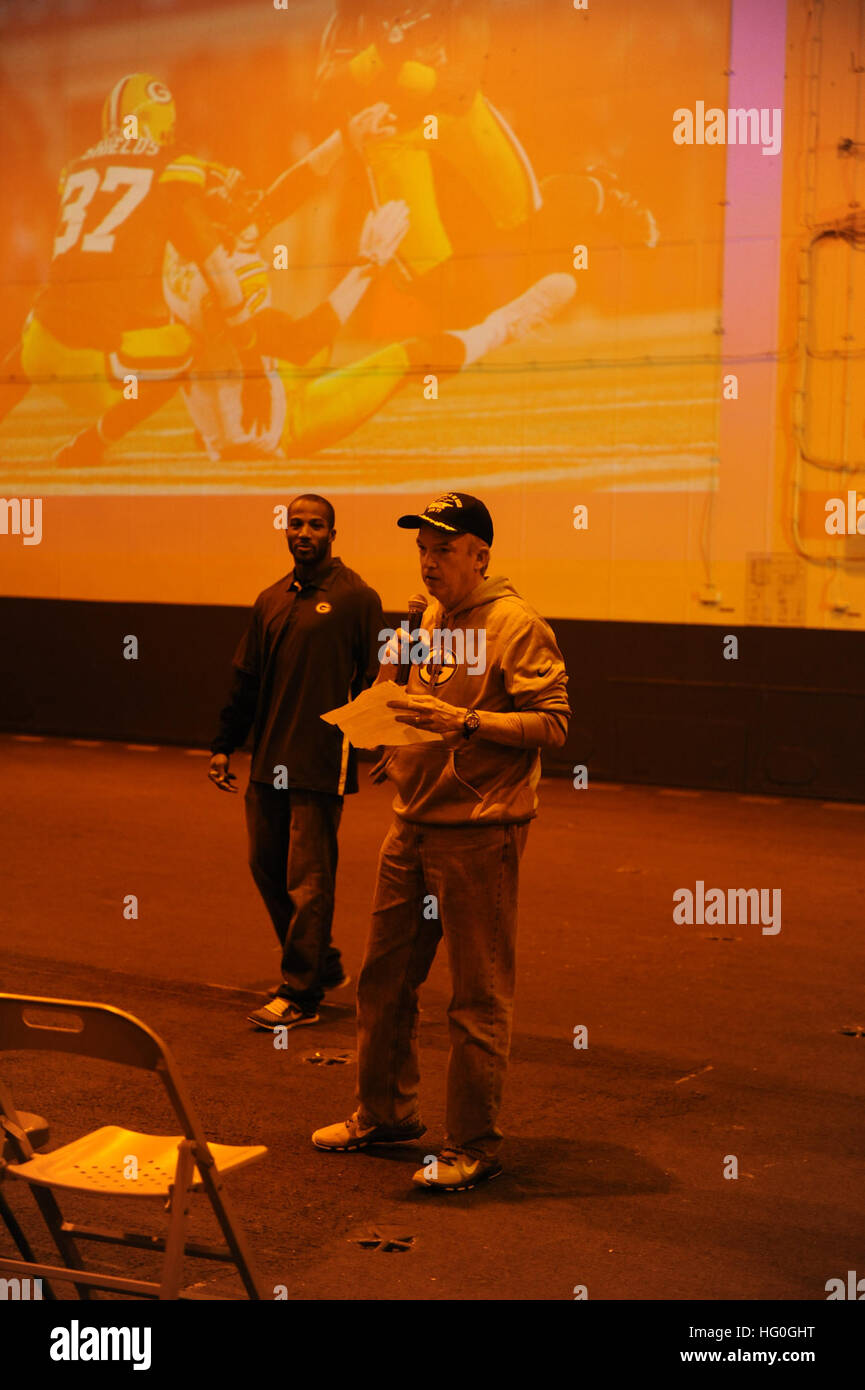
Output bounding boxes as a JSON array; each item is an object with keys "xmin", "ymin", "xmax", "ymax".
[
  {"xmin": 412, "ymin": 1147, "xmax": 503, "ymax": 1191},
  {"xmin": 247, "ymin": 997, "xmax": 318, "ymax": 1031},
  {"xmin": 312, "ymin": 1110, "xmax": 426, "ymax": 1152}
]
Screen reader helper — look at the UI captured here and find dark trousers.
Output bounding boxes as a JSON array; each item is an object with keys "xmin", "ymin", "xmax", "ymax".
[{"xmin": 244, "ymin": 781, "xmax": 343, "ymax": 1009}]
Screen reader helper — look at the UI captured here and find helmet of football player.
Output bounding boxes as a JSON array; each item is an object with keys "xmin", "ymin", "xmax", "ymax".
[{"xmin": 102, "ymin": 73, "xmax": 176, "ymax": 147}]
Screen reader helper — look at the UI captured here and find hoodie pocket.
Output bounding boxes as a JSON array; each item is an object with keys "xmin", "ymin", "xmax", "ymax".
[
  {"xmin": 385, "ymin": 743, "xmax": 484, "ymax": 817},
  {"xmin": 449, "ymin": 747, "xmax": 485, "ymax": 800}
]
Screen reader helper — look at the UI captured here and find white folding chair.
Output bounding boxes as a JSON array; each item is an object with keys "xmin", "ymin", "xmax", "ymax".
[{"xmin": 0, "ymin": 993, "xmax": 267, "ymax": 1300}]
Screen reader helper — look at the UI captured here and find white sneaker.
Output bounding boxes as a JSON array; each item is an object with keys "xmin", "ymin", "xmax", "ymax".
[
  {"xmin": 412, "ymin": 1148, "xmax": 503, "ymax": 1191},
  {"xmin": 312, "ymin": 1110, "xmax": 426, "ymax": 1151},
  {"xmin": 475, "ymin": 272, "xmax": 577, "ymax": 356}
]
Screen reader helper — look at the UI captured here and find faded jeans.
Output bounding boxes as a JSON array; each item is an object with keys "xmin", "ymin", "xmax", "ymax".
[{"xmin": 356, "ymin": 816, "xmax": 529, "ymax": 1158}]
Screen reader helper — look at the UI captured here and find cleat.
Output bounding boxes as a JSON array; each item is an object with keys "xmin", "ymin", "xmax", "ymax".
[
  {"xmin": 475, "ymin": 273, "xmax": 577, "ymax": 355},
  {"xmin": 247, "ymin": 997, "xmax": 318, "ymax": 1031},
  {"xmin": 412, "ymin": 1148, "xmax": 503, "ymax": 1191},
  {"xmin": 312, "ymin": 1110, "xmax": 426, "ymax": 1152}
]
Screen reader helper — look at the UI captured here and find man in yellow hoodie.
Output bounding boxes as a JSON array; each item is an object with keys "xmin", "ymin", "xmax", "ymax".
[{"xmin": 313, "ymin": 491, "xmax": 570, "ymax": 1190}]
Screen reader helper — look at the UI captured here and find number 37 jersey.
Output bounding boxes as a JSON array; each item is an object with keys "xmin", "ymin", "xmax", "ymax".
[{"xmin": 35, "ymin": 132, "xmax": 209, "ymax": 351}]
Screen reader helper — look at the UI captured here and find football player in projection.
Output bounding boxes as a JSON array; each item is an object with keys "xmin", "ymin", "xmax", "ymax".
[
  {"xmin": 315, "ymin": 0, "xmax": 658, "ymax": 318},
  {"xmin": 0, "ymin": 73, "xmax": 270, "ymax": 466},
  {"xmin": 163, "ymin": 156, "xmax": 576, "ymax": 461}
]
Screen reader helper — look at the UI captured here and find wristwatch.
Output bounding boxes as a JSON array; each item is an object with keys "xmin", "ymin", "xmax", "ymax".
[{"xmin": 463, "ymin": 709, "xmax": 481, "ymax": 739}]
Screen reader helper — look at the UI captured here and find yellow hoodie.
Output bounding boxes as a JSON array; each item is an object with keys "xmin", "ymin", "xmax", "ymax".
[{"xmin": 384, "ymin": 575, "xmax": 570, "ymax": 825}]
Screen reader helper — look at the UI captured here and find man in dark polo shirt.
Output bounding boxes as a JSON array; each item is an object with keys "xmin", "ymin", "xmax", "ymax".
[{"xmin": 208, "ymin": 493, "xmax": 383, "ymax": 1031}]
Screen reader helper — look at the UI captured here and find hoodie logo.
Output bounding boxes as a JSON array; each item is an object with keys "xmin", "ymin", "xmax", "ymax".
[
  {"xmin": 315, "ymin": 602, "xmax": 332, "ymax": 614},
  {"xmin": 377, "ymin": 626, "xmax": 487, "ymax": 676},
  {"xmin": 418, "ymin": 648, "xmax": 458, "ymax": 687}
]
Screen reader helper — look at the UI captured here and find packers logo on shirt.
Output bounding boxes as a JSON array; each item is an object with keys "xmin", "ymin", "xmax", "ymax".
[
  {"xmin": 315, "ymin": 601, "xmax": 332, "ymax": 615},
  {"xmin": 418, "ymin": 646, "xmax": 457, "ymax": 687}
]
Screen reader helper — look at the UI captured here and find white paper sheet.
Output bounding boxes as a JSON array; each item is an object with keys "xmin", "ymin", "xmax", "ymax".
[{"xmin": 320, "ymin": 681, "xmax": 442, "ymax": 748}]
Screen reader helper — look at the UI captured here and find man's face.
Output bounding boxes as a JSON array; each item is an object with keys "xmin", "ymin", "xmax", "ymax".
[
  {"xmin": 416, "ymin": 523, "xmax": 487, "ymax": 610},
  {"xmin": 286, "ymin": 500, "xmax": 334, "ymax": 568}
]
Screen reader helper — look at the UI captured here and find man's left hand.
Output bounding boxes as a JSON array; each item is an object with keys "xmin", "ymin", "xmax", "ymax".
[{"xmin": 388, "ymin": 693, "xmax": 466, "ymax": 736}]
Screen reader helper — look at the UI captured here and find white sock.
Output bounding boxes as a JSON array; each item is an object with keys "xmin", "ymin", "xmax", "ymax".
[
  {"xmin": 329, "ymin": 266, "xmax": 373, "ymax": 325},
  {"xmin": 307, "ymin": 130, "xmax": 343, "ymax": 178},
  {"xmin": 451, "ymin": 321, "xmax": 495, "ymax": 368}
]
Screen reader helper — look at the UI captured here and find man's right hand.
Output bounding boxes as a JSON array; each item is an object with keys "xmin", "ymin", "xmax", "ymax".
[
  {"xmin": 369, "ymin": 748, "xmax": 394, "ymax": 784},
  {"xmin": 208, "ymin": 753, "xmax": 238, "ymax": 793},
  {"xmin": 374, "ymin": 626, "xmax": 412, "ymax": 684}
]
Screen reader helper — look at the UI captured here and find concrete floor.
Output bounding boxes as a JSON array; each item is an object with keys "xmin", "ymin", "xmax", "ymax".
[{"xmin": 1, "ymin": 734, "xmax": 863, "ymax": 1301}]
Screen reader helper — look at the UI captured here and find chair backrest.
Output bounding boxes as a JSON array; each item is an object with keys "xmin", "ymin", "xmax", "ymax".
[
  {"xmin": 0, "ymin": 995, "xmax": 162, "ymax": 1069},
  {"xmin": 0, "ymin": 994, "xmax": 207, "ymax": 1144}
]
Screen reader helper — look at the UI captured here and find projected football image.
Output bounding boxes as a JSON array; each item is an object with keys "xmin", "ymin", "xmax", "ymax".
[
  {"xmin": 0, "ymin": 1, "xmax": 708, "ymax": 480},
  {"xmin": 0, "ymin": 0, "xmax": 862, "ymax": 628},
  {"xmin": 0, "ymin": 0, "xmax": 730, "ymax": 611}
]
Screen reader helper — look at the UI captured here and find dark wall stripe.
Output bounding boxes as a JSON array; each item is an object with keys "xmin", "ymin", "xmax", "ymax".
[{"xmin": 1, "ymin": 596, "xmax": 863, "ymax": 801}]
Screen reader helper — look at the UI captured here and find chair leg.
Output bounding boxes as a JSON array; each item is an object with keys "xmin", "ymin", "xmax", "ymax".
[
  {"xmin": 159, "ymin": 1141, "xmax": 196, "ymax": 1299},
  {"xmin": 0, "ymin": 1083, "xmax": 90, "ymax": 1300},
  {"xmin": 0, "ymin": 1187, "xmax": 58, "ymax": 1297},
  {"xmin": 26, "ymin": 1184, "xmax": 93, "ymax": 1301},
  {"xmin": 195, "ymin": 1152, "xmax": 265, "ymax": 1300},
  {"xmin": 0, "ymin": 1186, "xmax": 37, "ymax": 1263}
]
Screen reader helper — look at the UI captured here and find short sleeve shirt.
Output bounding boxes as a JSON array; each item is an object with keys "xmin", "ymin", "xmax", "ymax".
[{"xmin": 235, "ymin": 557, "xmax": 383, "ymax": 796}]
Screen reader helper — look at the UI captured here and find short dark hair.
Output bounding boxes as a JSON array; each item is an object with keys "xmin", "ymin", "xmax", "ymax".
[{"xmin": 288, "ymin": 494, "xmax": 335, "ymax": 529}]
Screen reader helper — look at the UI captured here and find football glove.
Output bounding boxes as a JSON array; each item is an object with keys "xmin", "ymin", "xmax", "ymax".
[
  {"xmin": 358, "ymin": 199, "xmax": 410, "ymax": 268},
  {"xmin": 348, "ymin": 100, "xmax": 398, "ymax": 151},
  {"xmin": 226, "ymin": 319, "xmax": 271, "ymax": 435}
]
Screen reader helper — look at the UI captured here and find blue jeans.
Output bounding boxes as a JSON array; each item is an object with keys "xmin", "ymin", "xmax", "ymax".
[{"xmin": 356, "ymin": 816, "xmax": 529, "ymax": 1158}]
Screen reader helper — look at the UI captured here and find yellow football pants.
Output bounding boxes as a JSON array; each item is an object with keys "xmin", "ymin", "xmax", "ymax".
[
  {"xmin": 280, "ymin": 342, "xmax": 411, "ymax": 457},
  {"xmin": 20, "ymin": 315, "xmax": 192, "ymax": 414},
  {"xmin": 363, "ymin": 91, "xmax": 540, "ymax": 277}
]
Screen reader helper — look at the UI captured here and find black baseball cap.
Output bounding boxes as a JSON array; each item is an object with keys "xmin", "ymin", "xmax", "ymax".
[{"xmin": 397, "ymin": 492, "xmax": 494, "ymax": 546}]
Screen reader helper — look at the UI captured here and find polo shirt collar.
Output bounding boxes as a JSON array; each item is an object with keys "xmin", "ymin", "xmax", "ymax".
[{"xmin": 288, "ymin": 556, "xmax": 341, "ymax": 592}]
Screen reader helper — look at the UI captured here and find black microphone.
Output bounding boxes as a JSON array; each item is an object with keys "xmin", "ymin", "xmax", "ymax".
[{"xmin": 396, "ymin": 593, "xmax": 427, "ymax": 686}]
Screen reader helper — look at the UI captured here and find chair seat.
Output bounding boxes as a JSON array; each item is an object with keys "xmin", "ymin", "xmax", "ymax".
[{"xmin": 6, "ymin": 1125, "xmax": 267, "ymax": 1196}]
